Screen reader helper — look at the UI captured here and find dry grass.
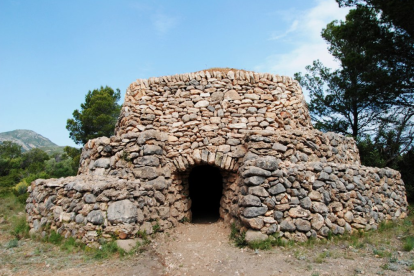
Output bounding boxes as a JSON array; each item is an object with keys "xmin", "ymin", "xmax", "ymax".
[
  {"xmin": 196, "ymin": 67, "xmax": 251, "ymax": 74},
  {"xmin": 2, "ymin": 193, "xmax": 414, "ymax": 275}
]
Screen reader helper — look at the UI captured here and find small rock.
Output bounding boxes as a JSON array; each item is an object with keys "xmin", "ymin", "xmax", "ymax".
[{"xmin": 245, "ymin": 230, "xmax": 268, "ymax": 243}]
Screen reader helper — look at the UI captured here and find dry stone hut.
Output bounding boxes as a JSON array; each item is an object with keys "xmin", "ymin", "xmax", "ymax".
[{"xmin": 26, "ymin": 69, "xmax": 408, "ymax": 243}]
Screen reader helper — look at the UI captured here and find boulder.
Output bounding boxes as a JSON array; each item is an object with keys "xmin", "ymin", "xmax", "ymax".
[
  {"xmin": 295, "ymin": 219, "xmax": 311, "ymax": 232},
  {"xmin": 86, "ymin": 210, "xmax": 104, "ymax": 225},
  {"xmin": 243, "ymin": 206, "xmax": 268, "ymax": 218},
  {"xmin": 244, "ymin": 176, "xmax": 265, "ymax": 186},
  {"xmin": 240, "ymin": 195, "xmax": 262, "ymax": 207},
  {"xmin": 107, "ymin": 200, "xmax": 138, "ymax": 224},
  {"xmin": 268, "ymin": 183, "xmax": 286, "ymax": 195},
  {"xmin": 245, "ymin": 230, "xmax": 268, "ymax": 243},
  {"xmin": 280, "ymin": 219, "xmax": 296, "ymax": 232},
  {"xmin": 94, "ymin": 158, "xmax": 110, "ymax": 169},
  {"xmin": 116, "ymin": 239, "xmax": 142, "ymax": 252},
  {"xmin": 255, "ymin": 156, "xmax": 278, "ymax": 171}
]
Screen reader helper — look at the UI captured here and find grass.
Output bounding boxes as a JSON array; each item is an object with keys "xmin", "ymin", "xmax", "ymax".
[
  {"xmin": 403, "ymin": 236, "xmax": 414, "ymax": 251},
  {"xmin": 60, "ymin": 237, "xmax": 85, "ymax": 253},
  {"xmin": 6, "ymin": 239, "xmax": 18, "ymax": 248},
  {"xmin": 3, "ymin": 189, "xmax": 414, "ymax": 274},
  {"xmin": 314, "ymin": 251, "xmax": 331, "ymax": 263},
  {"xmin": 226, "ymin": 210, "xmax": 414, "ymax": 274},
  {"xmin": 373, "ymin": 248, "xmax": 392, "ymax": 258},
  {"xmin": 45, "ymin": 230, "xmax": 64, "ymax": 245},
  {"xmin": 0, "ymin": 193, "xmax": 150, "ymax": 269},
  {"xmin": 10, "ymin": 214, "xmax": 30, "ymax": 239},
  {"xmin": 248, "ymin": 238, "xmax": 275, "ymax": 250},
  {"xmin": 197, "ymin": 67, "xmax": 250, "ymax": 75},
  {"xmin": 87, "ymin": 241, "xmax": 126, "ymax": 260},
  {"xmin": 0, "ymin": 193, "xmax": 25, "ymax": 217},
  {"xmin": 229, "ymin": 223, "xmax": 290, "ymax": 250},
  {"xmin": 229, "ymin": 223, "xmax": 248, "ymax": 248},
  {"xmin": 152, "ymin": 222, "xmax": 161, "ymax": 233}
]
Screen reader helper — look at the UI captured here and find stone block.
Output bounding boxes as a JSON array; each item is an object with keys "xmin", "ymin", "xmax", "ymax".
[{"xmin": 107, "ymin": 200, "xmax": 138, "ymax": 224}]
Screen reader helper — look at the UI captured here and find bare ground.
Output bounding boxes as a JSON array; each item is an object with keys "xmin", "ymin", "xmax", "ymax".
[{"xmin": 1, "ymin": 220, "xmax": 414, "ymax": 276}]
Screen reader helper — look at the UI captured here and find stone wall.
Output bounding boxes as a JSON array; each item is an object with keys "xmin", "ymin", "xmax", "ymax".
[
  {"xmin": 238, "ymin": 138, "xmax": 407, "ymax": 241},
  {"xmin": 115, "ymin": 70, "xmax": 313, "ymax": 151},
  {"xmin": 26, "ymin": 70, "xmax": 408, "ymax": 243}
]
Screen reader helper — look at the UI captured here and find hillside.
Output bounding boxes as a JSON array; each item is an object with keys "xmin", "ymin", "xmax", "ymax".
[{"xmin": 0, "ymin": 129, "xmax": 63, "ymax": 153}]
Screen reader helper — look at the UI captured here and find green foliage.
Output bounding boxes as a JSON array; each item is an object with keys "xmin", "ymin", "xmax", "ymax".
[
  {"xmin": 0, "ymin": 141, "xmax": 78, "ymax": 196},
  {"xmin": 178, "ymin": 217, "xmax": 189, "ymax": 223},
  {"xmin": 229, "ymin": 223, "xmax": 248, "ymax": 248},
  {"xmin": 378, "ymin": 220, "xmax": 397, "ymax": 233},
  {"xmin": 44, "ymin": 157, "xmax": 76, "ymax": 178},
  {"xmin": 398, "ymin": 148, "xmax": 414, "ymax": 203},
  {"xmin": 14, "ymin": 180, "xmax": 28, "ymax": 195},
  {"xmin": 0, "ymin": 193, "xmax": 25, "ymax": 217},
  {"xmin": 357, "ymin": 135, "xmax": 386, "ymax": 167},
  {"xmin": 66, "ymin": 86, "xmax": 121, "ymax": 145},
  {"xmin": 373, "ymin": 248, "xmax": 392, "ymax": 258},
  {"xmin": 0, "ymin": 141, "xmax": 22, "ymax": 159},
  {"xmin": 295, "ymin": 8, "xmax": 389, "ymax": 138},
  {"xmin": 45, "ymin": 230, "xmax": 64, "ymax": 245},
  {"xmin": 152, "ymin": 222, "xmax": 161, "ymax": 233},
  {"xmin": 60, "ymin": 237, "xmax": 85, "ymax": 253},
  {"xmin": 121, "ymin": 151, "xmax": 131, "ymax": 162},
  {"xmin": 6, "ymin": 239, "xmax": 19, "ymax": 249},
  {"xmin": 403, "ymin": 236, "xmax": 414, "ymax": 252},
  {"xmin": 333, "ymin": 1, "xmax": 414, "ymax": 111},
  {"xmin": 12, "ymin": 180, "xmax": 29, "ymax": 204},
  {"xmin": 249, "ymin": 238, "xmax": 275, "ymax": 250},
  {"xmin": 0, "ymin": 142, "xmax": 22, "ymax": 177},
  {"xmin": 10, "ymin": 215, "xmax": 29, "ymax": 239},
  {"xmin": 90, "ymin": 241, "xmax": 126, "ymax": 259},
  {"xmin": 64, "ymin": 146, "xmax": 81, "ymax": 172},
  {"xmin": 136, "ymin": 230, "xmax": 149, "ymax": 241},
  {"xmin": 314, "ymin": 251, "xmax": 331, "ymax": 263},
  {"xmin": 296, "ymin": 1, "xmax": 414, "ymax": 196},
  {"xmin": 21, "ymin": 148, "xmax": 49, "ymax": 170}
]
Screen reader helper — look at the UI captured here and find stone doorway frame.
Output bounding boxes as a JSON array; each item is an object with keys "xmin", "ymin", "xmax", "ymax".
[{"xmin": 172, "ymin": 162, "xmax": 241, "ymax": 224}]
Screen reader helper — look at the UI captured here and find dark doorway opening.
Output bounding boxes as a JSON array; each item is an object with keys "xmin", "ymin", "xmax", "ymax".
[{"xmin": 189, "ymin": 165, "xmax": 223, "ymax": 223}]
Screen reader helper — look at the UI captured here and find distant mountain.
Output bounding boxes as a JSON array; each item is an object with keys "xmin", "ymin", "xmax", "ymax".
[{"xmin": 0, "ymin": 129, "xmax": 64, "ymax": 153}]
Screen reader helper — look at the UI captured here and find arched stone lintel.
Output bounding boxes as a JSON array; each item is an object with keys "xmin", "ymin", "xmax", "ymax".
[{"xmin": 172, "ymin": 149, "xmax": 239, "ymax": 173}]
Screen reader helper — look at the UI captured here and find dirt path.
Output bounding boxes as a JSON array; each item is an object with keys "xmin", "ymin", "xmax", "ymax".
[
  {"xmin": 1, "ymin": 221, "xmax": 413, "ymax": 276},
  {"xmin": 152, "ymin": 221, "xmax": 408, "ymax": 276}
]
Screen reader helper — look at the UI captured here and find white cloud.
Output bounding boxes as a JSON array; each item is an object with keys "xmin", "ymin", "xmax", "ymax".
[
  {"xmin": 270, "ymin": 20, "xmax": 299, "ymax": 40},
  {"xmin": 256, "ymin": 0, "xmax": 349, "ymax": 80},
  {"xmin": 152, "ymin": 12, "xmax": 178, "ymax": 35}
]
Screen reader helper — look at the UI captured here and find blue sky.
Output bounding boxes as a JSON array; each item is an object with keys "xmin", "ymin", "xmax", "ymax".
[{"xmin": 0, "ymin": 0, "xmax": 349, "ymax": 147}]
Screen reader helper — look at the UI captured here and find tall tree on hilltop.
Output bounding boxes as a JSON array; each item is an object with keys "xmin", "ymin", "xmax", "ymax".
[{"xmin": 66, "ymin": 86, "xmax": 121, "ymax": 145}]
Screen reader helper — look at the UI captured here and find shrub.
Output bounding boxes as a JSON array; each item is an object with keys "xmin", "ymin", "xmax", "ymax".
[
  {"xmin": 6, "ymin": 239, "xmax": 18, "ymax": 248},
  {"xmin": 91, "ymin": 241, "xmax": 125, "ymax": 259},
  {"xmin": 249, "ymin": 239, "xmax": 273, "ymax": 250},
  {"xmin": 0, "ymin": 193, "xmax": 25, "ymax": 217},
  {"xmin": 229, "ymin": 223, "xmax": 248, "ymax": 248},
  {"xmin": 47, "ymin": 230, "xmax": 64, "ymax": 245},
  {"xmin": 403, "ymin": 236, "xmax": 414, "ymax": 251},
  {"xmin": 10, "ymin": 215, "xmax": 29, "ymax": 239},
  {"xmin": 13, "ymin": 180, "xmax": 28, "ymax": 195},
  {"xmin": 152, "ymin": 223, "xmax": 161, "ymax": 233},
  {"xmin": 61, "ymin": 237, "xmax": 85, "ymax": 253}
]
